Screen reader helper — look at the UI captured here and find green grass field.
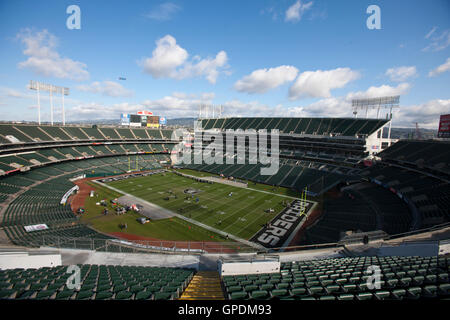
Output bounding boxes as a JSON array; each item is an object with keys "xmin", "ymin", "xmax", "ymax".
[
  {"xmin": 80, "ymin": 181, "xmax": 228, "ymax": 242},
  {"xmin": 105, "ymin": 170, "xmax": 291, "ymax": 240}
]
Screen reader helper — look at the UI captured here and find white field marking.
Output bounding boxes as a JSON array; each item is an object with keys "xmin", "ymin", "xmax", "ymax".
[
  {"xmin": 221, "ymin": 194, "xmax": 277, "ymax": 234},
  {"xmin": 93, "ymin": 180, "xmax": 264, "ymax": 249},
  {"xmin": 185, "ymin": 172, "xmax": 301, "ymax": 200},
  {"xmin": 280, "ymin": 200, "xmax": 318, "ymax": 250}
]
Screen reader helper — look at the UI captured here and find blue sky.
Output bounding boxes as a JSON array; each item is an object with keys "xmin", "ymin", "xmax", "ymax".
[{"xmin": 0, "ymin": 0, "xmax": 449, "ymax": 128}]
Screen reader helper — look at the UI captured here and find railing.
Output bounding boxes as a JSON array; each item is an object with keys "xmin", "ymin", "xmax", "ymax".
[
  {"xmin": 32, "ymin": 236, "xmax": 260, "ymax": 255},
  {"xmin": 3, "ymin": 221, "xmax": 449, "ymax": 255},
  {"xmin": 385, "ymin": 222, "xmax": 450, "ymax": 241}
]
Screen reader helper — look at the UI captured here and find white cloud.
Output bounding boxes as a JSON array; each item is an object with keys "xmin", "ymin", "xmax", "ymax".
[
  {"xmin": 77, "ymin": 81, "xmax": 133, "ymax": 97},
  {"xmin": 288, "ymin": 83, "xmax": 411, "ymax": 118},
  {"xmin": 145, "ymin": 2, "xmax": 181, "ymax": 21},
  {"xmin": 234, "ymin": 65, "xmax": 299, "ymax": 94},
  {"xmin": 422, "ymin": 28, "xmax": 450, "ymax": 52},
  {"xmin": 17, "ymin": 29, "xmax": 89, "ymax": 81},
  {"xmin": 67, "ymin": 92, "xmax": 216, "ymax": 120},
  {"xmin": 287, "ymin": 97, "xmax": 352, "ymax": 118},
  {"xmin": 176, "ymin": 51, "xmax": 228, "ymax": 84},
  {"xmin": 140, "ymin": 35, "xmax": 229, "ymax": 84},
  {"xmin": 285, "ymin": 0, "xmax": 313, "ymax": 22},
  {"xmin": 346, "ymin": 83, "xmax": 411, "ymax": 101},
  {"xmin": 428, "ymin": 57, "xmax": 450, "ymax": 77},
  {"xmin": 140, "ymin": 35, "xmax": 188, "ymax": 78},
  {"xmin": 394, "ymin": 99, "xmax": 450, "ymax": 129},
  {"xmin": 288, "ymin": 67, "xmax": 360, "ymax": 100},
  {"xmin": 385, "ymin": 66, "xmax": 417, "ymax": 82}
]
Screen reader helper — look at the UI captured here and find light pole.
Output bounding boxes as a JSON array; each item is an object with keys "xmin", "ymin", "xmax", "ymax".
[{"xmin": 29, "ymin": 80, "xmax": 69, "ymax": 125}]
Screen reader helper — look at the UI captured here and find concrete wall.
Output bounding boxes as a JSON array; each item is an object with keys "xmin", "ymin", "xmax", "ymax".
[{"xmin": 0, "ymin": 252, "xmax": 61, "ymax": 270}]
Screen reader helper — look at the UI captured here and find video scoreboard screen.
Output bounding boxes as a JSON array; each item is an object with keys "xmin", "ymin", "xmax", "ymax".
[{"xmin": 120, "ymin": 112, "xmax": 165, "ymax": 128}]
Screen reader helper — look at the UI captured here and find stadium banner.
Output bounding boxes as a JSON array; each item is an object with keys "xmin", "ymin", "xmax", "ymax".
[
  {"xmin": 137, "ymin": 110, "xmax": 153, "ymax": 115},
  {"xmin": 438, "ymin": 114, "xmax": 450, "ymax": 138},
  {"xmin": 129, "ymin": 122, "xmax": 141, "ymax": 127},
  {"xmin": 159, "ymin": 116, "xmax": 167, "ymax": 125},
  {"xmin": 147, "ymin": 123, "xmax": 160, "ymax": 128},
  {"xmin": 250, "ymin": 199, "xmax": 314, "ymax": 248},
  {"xmin": 120, "ymin": 113, "xmax": 130, "ymax": 125},
  {"xmin": 24, "ymin": 224, "xmax": 49, "ymax": 233}
]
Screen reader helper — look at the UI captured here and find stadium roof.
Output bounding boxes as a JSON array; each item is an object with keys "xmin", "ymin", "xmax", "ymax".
[{"xmin": 200, "ymin": 117, "xmax": 389, "ymax": 137}]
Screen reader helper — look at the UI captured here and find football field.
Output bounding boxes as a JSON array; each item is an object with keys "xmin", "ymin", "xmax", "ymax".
[{"xmin": 106, "ymin": 170, "xmax": 293, "ymax": 240}]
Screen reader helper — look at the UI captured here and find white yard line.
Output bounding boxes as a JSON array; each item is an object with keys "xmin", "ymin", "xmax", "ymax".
[{"xmin": 93, "ymin": 180, "xmax": 265, "ymax": 250}]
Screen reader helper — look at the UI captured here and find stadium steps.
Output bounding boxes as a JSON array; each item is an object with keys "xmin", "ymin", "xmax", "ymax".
[{"xmin": 179, "ymin": 271, "xmax": 225, "ymax": 300}]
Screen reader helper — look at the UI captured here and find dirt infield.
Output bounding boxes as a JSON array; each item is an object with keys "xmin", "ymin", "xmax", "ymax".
[
  {"xmin": 70, "ymin": 177, "xmax": 99, "ymax": 214},
  {"xmin": 109, "ymin": 232, "xmax": 242, "ymax": 253}
]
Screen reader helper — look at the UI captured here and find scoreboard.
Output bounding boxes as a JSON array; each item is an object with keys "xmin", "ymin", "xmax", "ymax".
[
  {"xmin": 121, "ymin": 112, "xmax": 165, "ymax": 128},
  {"xmin": 438, "ymin": 114, "xmax": 450, "ymax": 138}
]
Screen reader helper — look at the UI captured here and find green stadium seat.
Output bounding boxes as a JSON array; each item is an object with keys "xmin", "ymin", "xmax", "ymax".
[
  {"xmin": 227, "ymin": 285, "xmax": 242, "ymax": 293},
  {"xmin": 250, "ymin": 290, "xmax": 269, "ymax": 300},
  {"xmin": 374, "ymin": 290, "xmax": 391, "ymax": 300},
  {"xmin": 35, "ymin": 290, "xmax": 55, "ymax": 300},
  {"xmin": 422, "ymin": 285, "xmax": 438, "ymax": 298},
  {"xmin": 17, "ymin": 290, "xmax": 37, "ymax": 300},
  {"xmin": 76, "ymin": 290, "xmax": 94, "ymax": 300},
  {"xmin": 270, "ymin": 289, "xmax": 289, "ymax": 299},
  {"xmin": 438, "ymin": 284, "xmax": 450, "ymax": 297},
  {"xmin": 113, "ymin": 284, "xmax": 128, "ymax": 293},
  {"xmin": 308, "ymin": 286, "xmax": 325, "ymax": 295},
  {"xmin": 277, "ymin": 283, "xmax": 290, "ymax": 290},
  {"xmin": 325, "ymin": 285, "xmax": 340, "ymax": 294},
  {"xmin": 0, "ymin": 289, "xmax": 16, "ymax": 299},
  {"xmin": 300, "ymin": 296, "xmax": 316, "ymax": 300},
  {"xmin": 95, "ymin": 291, "xmax": 113, "ymax": 300},
  {"xmin": 319, "ymin": 295, "xmax": 336, "ymax": 300},
  {"xmin": 134, "ymin": 290, "xmax": 152, "ymax": 300},
  {"xmin": 115, "ymin": 290, "xmax": 133, "ymax": 300},
  {"xmin": 291, "ymin": 288, "xmax": 307, "ymax": 297},
  {"xmin": 55, "ymin": 290, "xmax": 75, "ymax": 300},
  {"xmin": 244, "ymin": 285, "xmax": 258, "ymax": 292},
  {"xmin": 337, "ymin": 294, "xmax": 354, "ymax": 301},
  {"xmin": 356, "ymin": 292, "xmax": 373, "ymax": 301},
  {"xmin": 391, "ymin": 289, "xmax": 407, "ymax": 300},
  {"xmin": 406, "ymin": 287, "xmax": 422, "ymax": 299},
  {"xmin": 230, "ymin": 291, "xmax": 247, "ymax": 300}
]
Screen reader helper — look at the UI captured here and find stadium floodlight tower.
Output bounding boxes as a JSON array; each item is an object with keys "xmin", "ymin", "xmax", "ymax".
[
  {"xmin": 29, "ymin": 80, "xmax": 70, "ymax": 125},
  {"xmin": 198, "ymin": 104, "xmax": 223, "ymax": 120},
  {"xmin": 351, "ymin": 95, "xmax": 400, "ymax": 140}
]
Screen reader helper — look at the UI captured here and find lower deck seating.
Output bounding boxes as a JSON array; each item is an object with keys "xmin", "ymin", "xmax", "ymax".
[
  {"xmin": 0, "ymin": 265, "xmax": 194, "ymax": 300},
  {"xmin": 303, "ymin": 182, "xmax": 412, "ymax": 244},
  {"xmin": 0, "ymin": 154, "xmax": 171, "ymax": 248},
  {"xmin": 223, "ymin": 256, "xmax": 450, "ymax": 300}
]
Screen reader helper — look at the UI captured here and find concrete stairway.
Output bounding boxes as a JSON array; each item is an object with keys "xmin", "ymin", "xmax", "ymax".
[{"xmin": 179, "ymin": 271, "xmax": 225, "ymax": 300}]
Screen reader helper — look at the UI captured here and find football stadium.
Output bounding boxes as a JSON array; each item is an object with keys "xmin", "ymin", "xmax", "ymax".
[{"xmin": 0, "ymin": 0, "xmax": 449, "ymax": 310}]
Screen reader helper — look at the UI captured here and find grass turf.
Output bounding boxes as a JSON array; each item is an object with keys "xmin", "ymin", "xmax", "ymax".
[
  {"xmin": 105, "ymin": 170, "xmax": 290, "ymax": 240},
  {"xmin": 80, "ymin": 181, "xmax": 227, "ymax": 242}
]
